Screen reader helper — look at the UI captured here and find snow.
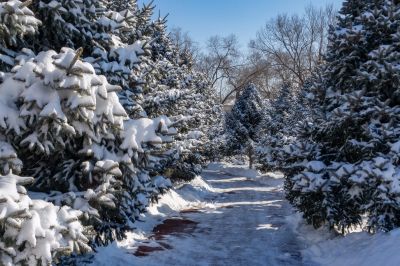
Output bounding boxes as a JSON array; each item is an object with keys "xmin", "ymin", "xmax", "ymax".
[
  {"xmin": 86, "ymin": 162, "xmax": 400, "ymax": 266},
  {"xmin": 89, "ymin": 163, "xmax": 304, "ymax": 265},
  {"xmin": 110, "ymin": 42, "xmax": 143, "ymax": 68},
  {"xmin": 1, "ymin": 47, "xmax": 128, "ymax": 142},
  {"xmin": 306, "ymin": 230, "xmax": 400, "ymax": 266},
  {"xmin": 0, "ymin": 0, "xmax": 42, "ymax": 44},
  {"xmin": 307, "ymin": 161, "xmax": 326, "ymax": 172},
  {"xmin": 0, "ymin": 0, "xmax": 398, "ymax": 264},
  {"xmin": 0, "ymin": 172, "xmax": 91, "ymax": 265},
  {"xmin": 121, "ymin": 116, "xmax": 174, "ymax": 153},
  {"xmin": 2, "ymin": 160, "xmax": 396, "ymax": 265},
  {"xmin": 207, "ymin": 162, "xmax": 260, "ymax": 179},
  {"xmin": 90, "ymin": 174, "xmax": 215, "ymax": 265},
  {"xmin": 186, "ymin": 130, "xmax": 204, "ymax": 140},
  {"xmin": 0, "ymin": 173, "xmax": 21, "ymax": 200},
  {"xmin": 391, "ymin": 140, "xmax": 400, "ymax": 153},
  {"xmin": 287, "ymin": 211, "xmax": 400, "ymax": 266}
]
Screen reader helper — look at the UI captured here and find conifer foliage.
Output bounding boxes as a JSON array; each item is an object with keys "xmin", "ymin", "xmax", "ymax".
[
  {"xmin": 257, "ymin": 84, "xmax": 308, "ymax": 171},
  {"xmin": 0, "ymin": 137, "xmax": 92, "ymax": 265},
  {"xmin": 0, "ymin": 0, "xmax": 216, "ymax": 264},
  {"xmin": 282, "ymin": 0, "xmax": 400, "ymax": 232},
  {"xmin": 0, "ymin": 0, "xmax": 41, "ymax": 71},
  {"xmin": 224, "ymin": 84, "xmax": 264, "ymax": 168}
]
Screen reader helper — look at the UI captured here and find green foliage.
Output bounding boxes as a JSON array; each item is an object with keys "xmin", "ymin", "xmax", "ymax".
[
  {"xmin": 0, "ymin": 0, "xmax": 215, "ymax": 263},
  {"xmin": 282, "ymin": 0, "xmax": 400, "ymax": 233},
  {"xmin": 224, "ymin": 84, "xmax": 264, "ymax": 154}
]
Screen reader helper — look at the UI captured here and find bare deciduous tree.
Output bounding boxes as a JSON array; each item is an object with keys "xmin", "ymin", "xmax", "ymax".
[
  {"xmin": 250, "ymin": 4, "xmax": 336, "ymax": 89},
  {"xmin": 221, "ymin": 51, "xmax": 274, "ymax": 104},
  {"xmin": 197, "ymin": 34, "xmax": 242, "ymax": 101}
]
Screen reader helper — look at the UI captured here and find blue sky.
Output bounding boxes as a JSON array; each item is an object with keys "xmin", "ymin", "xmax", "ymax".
[{"xmin": 138, "ymin": 0, "xmax": 344, "ymax": 49}]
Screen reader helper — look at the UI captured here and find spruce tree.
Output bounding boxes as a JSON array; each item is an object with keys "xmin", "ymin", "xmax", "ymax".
[
  {"xmin": 257, "ymin": 83, "xmax": 309, "ymax": 171},
  {"xmin": 0, "ymin": 0, "xmax": 41, "ymax": 71},
  {"xmin": 0, "ymin": 0, "xmax": 216, "ymax": 263},
  {"xmin": 30, "ymin": 0, "xmax": 105, "ymax": 52},
  {"xmin": 0, "ymin": 141, "xmax": 92, "ymax": 265},
  {"xmin": 224, "ymin": 84, "xmax": 264, "ymax": 169},
  {"xmin": 92, "ymin": 1, "xmax": 220, "ymax": 181},
  {"xmin": 283, "ymin": 0, "xmax": 400, "ymax": 232},
  {"xmin": 0, "ymin": 46, "xmax": 175, "ymax": 248}
]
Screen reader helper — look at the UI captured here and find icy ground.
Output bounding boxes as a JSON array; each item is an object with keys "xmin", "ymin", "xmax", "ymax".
[
  {"xmin": 90, "ymin": 163, "xmax": 310, "ymax": 265},
  {"xmin": 89, "ymin": 163, "xmax": 400, "ymax": 266}
]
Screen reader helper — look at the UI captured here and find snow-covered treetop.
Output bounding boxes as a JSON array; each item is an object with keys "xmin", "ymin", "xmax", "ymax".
[
  {"xmin": 0, "ymin": 0, "xmax": 41, "ymax": 47},
  {"xmin": 225, "ymin": 83, "xmax": 264, "ymax": 148},
  {"xmin": 230, "ymin": 84, "xmax": 264, "ymax": 129},
  {"xmin": 0, "ymin": 0, "xmax": 41, "ymax": 70},
  {"xmin": 0, "ymin": 47, "xmax": 127, "ymax": 153}
]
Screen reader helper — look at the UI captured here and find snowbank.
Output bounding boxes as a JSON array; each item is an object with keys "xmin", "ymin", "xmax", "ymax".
[
  {"xmin": 90, "ymin": 175, "xmax": 215, "ymax": 265},
  {"xmin": 304, "ymin": 229, "xmax": 400, "ymax": 266},
  {"xmin": 256, "ymin": 172, "xmax": 284, "ymax": 187},
  {"xmin": 287, "ymin": 212, "xmax": 400, "ymax": 266}
]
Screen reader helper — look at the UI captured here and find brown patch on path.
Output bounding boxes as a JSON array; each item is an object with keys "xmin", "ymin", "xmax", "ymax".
[
  {"xmin": 133, "ymin": 218, "xmax": 198, "ymax": 257},
  {"xmin": 152, "ymin": 218, "xmax": 198, "ymax": 240},
  {"xmin": 134, "ymin": 245, "xmax": 164, "ymax": 256}
]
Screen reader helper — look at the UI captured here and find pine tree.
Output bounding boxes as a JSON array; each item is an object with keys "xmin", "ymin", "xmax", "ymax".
[
  {"xmin": 30, "ymin": 0, "xmax": 102, "ymax": 51},
  {"xmin": 0, "ymin": 141, "xmax": 92, "ymax": 266},
  {"xmin": 0, "ymin": 47, "xmax": 128, "ymax": 240},
  {"xmin": 257, "ymin": 84, "xmax": 308, "ymax": 171},
  {"xmin": 224, "ymin": 84, "xmax": 264, "ymax": 169},
  {"xmin": 0, "ymin": 0, "xmax": 216, "ymax": 263},
  {"xmin": 0, "ymin": 47, "xmax": 176, "ymax": 249},
  {"xmin": 0, "ymin": 0, "xmax": 41, "ymax": 71},
  {"xmin": 284, "ymin": 0, "xmax": 400, "ymax": 232},
  {"xmin": 93, "ymin": 2, "xmax": 220, "ymax": 181}
]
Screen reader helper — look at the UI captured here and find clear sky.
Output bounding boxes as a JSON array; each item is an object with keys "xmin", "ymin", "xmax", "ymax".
[{"xmin": 138, "ymin": 0, "xmax": 344, "ymax": 50}]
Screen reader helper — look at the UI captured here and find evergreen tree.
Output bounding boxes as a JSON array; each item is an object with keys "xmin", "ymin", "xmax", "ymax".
[
  {"xmin": 0, "ymin": 0, "xmax": 41, "ymax": 71},
  {"xmin": 91, "ymin": 1, "xmax": 220, "ymax": 181},
  {"xmin": 257, "ymin": 84, "xmax": 308, "ymax": 171},
  {"xmin": 0, "ymin": 46, "xmax": 174, "ymax": 249},
  {"xmin": 0, "ymin": 141, "xmax": 91, "ymax": 265},
  {"xmin": 0, "ymin": 0, "xmax": 216, "ymax": 263},
  {"xmin": 224, "ymin": 84, "xmax": 264, "ymax": 169},
  {"xmin": 283, "ymin": 0, "xmax": 400, "ymax": 232},
  {"xmin": 30, "ymin": 0, "xmax": 105, "ymax": 52}
]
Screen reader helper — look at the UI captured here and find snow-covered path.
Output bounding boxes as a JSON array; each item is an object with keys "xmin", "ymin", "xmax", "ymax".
[
  {"xmin": 131, "ymin": 167, "xmax": 311, "ymax": 266},
  {"xmin": 91, "ymin": 164, "xmax": 400, "ymax": 266}
]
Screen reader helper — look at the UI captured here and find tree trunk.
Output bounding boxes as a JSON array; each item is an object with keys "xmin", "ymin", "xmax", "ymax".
[{"xmin": 248, "ymin": 147, "xmax": 253, "ymax": 169}]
